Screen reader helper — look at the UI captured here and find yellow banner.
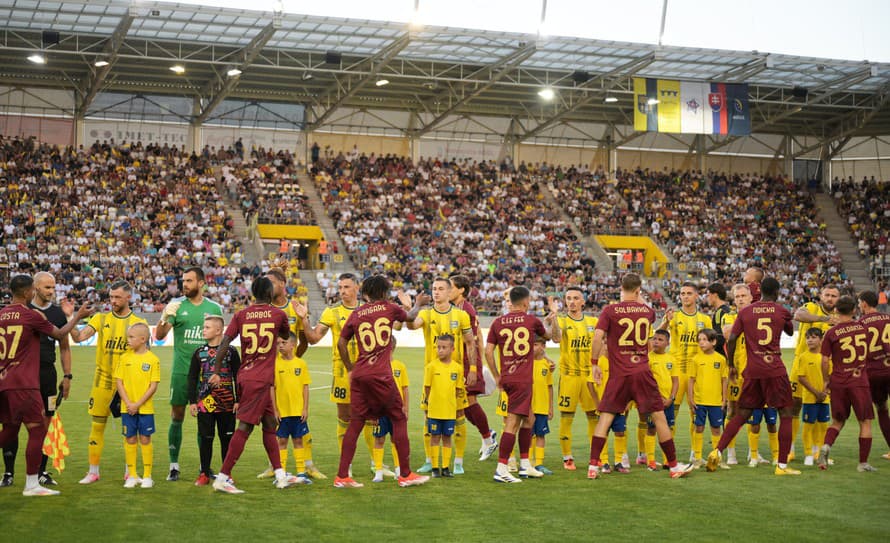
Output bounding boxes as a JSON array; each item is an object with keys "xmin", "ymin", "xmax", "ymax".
[{"xmin": 656, "ymin": 79, "xmax": 681, "ymax": 133}]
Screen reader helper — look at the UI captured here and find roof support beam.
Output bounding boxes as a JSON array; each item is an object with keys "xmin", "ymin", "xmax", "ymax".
[
  {"xmin": 310, "ymin": 33, "xmax": 413, "ymax": 130},
  {"xmin": 413, "ymin": 42, "xmax": 538, "ymax": 137},
  {"xmin": 792, "ymin": 81, "xmax": 890, "ymax": 158},
  {"xmin": 194, "ymin": 21, "xmax": 279, "ymax": 124},
  {"xmin": 519, "ymin": 53, "xmax": 656, "ymax": 142},
  {"xmin": 716, "ymin": 56, "xmax": 768, "ymax": 83},
  {"xmin": 77, "ymin": 6, "xmax": 135, "ymax": 114}
]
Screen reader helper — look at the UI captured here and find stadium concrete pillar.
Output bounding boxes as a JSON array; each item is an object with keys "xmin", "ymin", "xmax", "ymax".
[
  {"xmin": 608, "ymin": 126, "xmax": 618, "ymax": 176},
  {"xmin": 820, "ymin": 144, "xmax": 831, "ymax": 189},
  {"xmin": 74, "ymin": 117, "xmax": 85, "ymax": 147},
  {"xmin": 187, "ymin": 123, "xmax": 201, "ymax": 154},
  {"xmin": 696, "ymin": 134, "xmax": 706, "ymax": 172},
  {"xmin": 784, "ymin": 136, "xmax": 793, "ymax": 177}
]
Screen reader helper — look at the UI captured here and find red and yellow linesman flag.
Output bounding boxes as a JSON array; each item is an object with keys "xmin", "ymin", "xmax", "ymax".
[{"xmin": 42, "ymin": 412, "xmax": 71, "ymax": 473}]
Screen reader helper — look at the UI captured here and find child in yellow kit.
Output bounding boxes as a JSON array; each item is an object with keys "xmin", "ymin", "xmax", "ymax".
[
  {"xmin": 115, "ymin": 323, "xmax": 160, "ymax": 489},
  {"xmin": 273, "ymin": 333, "xmax": 313, "ymax": 485},
  {"xmin": 423, "ymin": 334, "xmax": 463, "ymax": 478},
  {"xmin": 688, "ymin": 329, "xmax": 728, "ymax": 468},
  {"xmin": 530, "ymin": 335, "xmax": 554, "ymax": 474}
]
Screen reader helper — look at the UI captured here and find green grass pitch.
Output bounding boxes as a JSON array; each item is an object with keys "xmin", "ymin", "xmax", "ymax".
[{"xmin": 2, "ymin": 347, "xmax": 889, "ymax": 542}]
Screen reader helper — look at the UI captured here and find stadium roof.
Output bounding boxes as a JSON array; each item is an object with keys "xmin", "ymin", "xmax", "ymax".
[{"xmin": 2, "ymin": 0, "xmax": 890, "ymax": 146}]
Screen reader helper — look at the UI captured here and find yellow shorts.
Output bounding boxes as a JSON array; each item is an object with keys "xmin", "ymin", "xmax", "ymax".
[
  {"xmin": 496, "ymin": 390, "xmax": 508, "ymax": 417},
  {"xmin": 557, "ymin": 374, "xmax": 597, "ymax": 413},
  {"xmin": 88, "ymin": 383, "xmax": 115, "ymax": 418},
  {"xmin": 458, "ymin": 387, "xmax": 469, "ymax": 410},
  {"xmin": 674, "ymin": 373, "xmax": 689, "ymax": 406},
  {"xmin": 330, "ymin": 372, "xmax": 351, "ymax": 404},
  {"xmin": 789, "ymin": 360, "xmax": 802, "ymax": 399},
  {"xmin": 727, "ymin": 378, "xmax": 743, "ymax": 402}
]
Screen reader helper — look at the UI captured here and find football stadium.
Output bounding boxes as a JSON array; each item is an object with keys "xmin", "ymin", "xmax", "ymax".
[{"xmin": 1, "ymin": 1, "xmax": 889, "ymax": 541}]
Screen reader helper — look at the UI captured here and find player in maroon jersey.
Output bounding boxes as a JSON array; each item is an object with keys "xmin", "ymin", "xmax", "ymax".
[
  {"xmin": 587, "ymin": 273, "xmax": 692, "ymax": 480},
  {"xmin": 818, "ymin": 295, "xmax": 876, "ymax": 472},
  {"xmin": 334, "ymin": 275, "xmax": 429, "ymax": 488},
  {"xmin": 449, "ymin": 274, "xmax": 498, "ymax": 461},
  {"xmin": 485, "ymin": 286, "xmax": 558, "ymax": 483},
  {"xmin": 707, "ymin": 277, "xmax": 799, "ymax": 475},
  {"xmin": 858, "ymin": 290, "xmax": 890, "ymax": 459},
  {"xmin": 0, "ymin": 274, "xmax": 92, "ymax": 496},
  {"xmin": 208, "ymin": 277, "xmax": 299, "ymax": 493}
]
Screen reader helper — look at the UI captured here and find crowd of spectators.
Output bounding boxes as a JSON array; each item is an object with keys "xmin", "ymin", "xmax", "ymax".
[
  {"xmin": 831, "ymin": 176, "xmax": 889, "ymax": 282},
  {"xmin": 310, "ymin": 151, "xmax": 614, "ymax": 313},
  {"xmin": 0, "ymin": 135, "xmax": 285, "ymax": 312},
  {"xmin": 603, "ymin": 168, "xmax": 851, "ymax": 308},
  {"xmin": 220, "ymin": 148, "xmax": 316, "ymax": 225}
]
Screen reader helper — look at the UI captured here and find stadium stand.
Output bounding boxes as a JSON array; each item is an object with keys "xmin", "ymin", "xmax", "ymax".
[{"xmin": 831, "ymin": 176, "xmax": 889, "ymax": 282}]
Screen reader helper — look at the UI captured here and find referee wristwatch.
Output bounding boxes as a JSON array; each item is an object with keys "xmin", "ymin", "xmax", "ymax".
[{"xmin": 63, "ymin": 374, "xmax": 73, "ymax": 380}]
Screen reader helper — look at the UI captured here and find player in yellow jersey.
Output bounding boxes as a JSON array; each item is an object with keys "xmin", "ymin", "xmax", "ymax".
[
  {"xmin": 796, "ymin": 328, "xmax": 829, "ymax": 466},
  {"xmin": 298, "ymin": 273, "xmax": 375, "ymax": 475},
  {"xmin": 721, "ymin": 284, "xmax": 752, "ymax": 466},
  {"xmin": 646, "ymin": 330, "xmax": 678, "ymax": 470},
  {"xmin": 65, "ymin": 281, "xmax": 147, "ymax": 484},
  {"xmin": 688, "ymin": 329, "xmax": 728, "ymax": 468},
  {"xmin": 272, "ymin": 333, "xmax": 313, "ymax": 485},
  {"xmin": 660, "ymin": 282, "xmax": 710, "ymax": 456},
  {"xmin": 530, "ymin": 335, "xmax": 554, "ymax": 475},
  {"xmin": 373, "ymin": 348, "xmax": 409, "ymax": 483},
  {"xmin": 791, "ymin": 285, "xmax": 839, "ymax": 461},
  {"xmin": 259, "ymin": 268, "xmax": 324, "ymax": 480},
  {"xmin": 401, "ymin": 277, "xmax": 476, "ymax": 474},
  {"xmin": 551, "ymin": 286, "xmax": 598, "ymax": 471}
]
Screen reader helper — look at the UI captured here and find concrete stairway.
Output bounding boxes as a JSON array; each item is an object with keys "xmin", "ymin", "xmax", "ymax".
[
  {"xmin": 299, "ymin": 269, "xmax": 329, "ymax": 317},
  {"xmin": 296, "ymin": 171, "xmax": 353, "ymax": 275},
  {"xmin": 225, "ymin": 202, "xmax": 262, "ymax": 264},
  {"xmin": 541, "ymin": 181, "xmax": 614, "ymax": 273},
  {"xmin": 814, "ymin": 192, "xmax": 875, "ymax": 291}
]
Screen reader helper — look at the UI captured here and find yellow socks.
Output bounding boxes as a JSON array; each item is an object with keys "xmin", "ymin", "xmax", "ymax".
[
  {"xmin": 303, "ymin": 432, "xmax": 313, "ymax": 463},
  {"xmin": 441, "ymin": 446, "xmax": 452, "ymax": 470},
  {"xmin": 615, "ymin": 434, "xmax": 628, "ymax": 464},
  {"xmin": 710, "ymin": 433, "xmax": 720, "ymax": 450},
  {"xmin": 748, "ymin": 428, "xmax": 760, "ymax": 459},
  {"xmin": 586, "ymin": 416, "xmax": 598, "ymax": 443},
  {"xmin": 391, "ymin": 443, "xmax": 400, "ymax": 470},
  {"xmin": 645, "ymin": 434, "xmax": 656, "ymax": 464},
  {"xmin": 294, "ymin": 447, "xmax": 306, "ymax": 473},
  {"xmin": 372, "ymin": 446, "xmax": 384, "ymax": 471},
  {"xmin": 791, "ymin": 416, "xmax": 800, "ymax": 453},
  {"xmin": 769, "ymin": 430, "xmax": 779, "ymax": 462},
  {"xmin": 337, "ymin": 418, "xmax": 349, "ymax": 452},
  {"xmin": 89, "ymin": 420, "xmax": 107, "ymax": 467},
  {"xmin": 692, "ymin": 431, "xmax": 704, "ymax": 460},
  {"xmin": 124, "ymin": 441, "xmax": 137, "ymax": 477},
  {"xmin": 424, "ymin": 429, "xmax": 432, "ymax": 461},
  {"xmin": 559, "ymin": 414, "xmax": 574, "ymax": 458},
  {"xmin": 279, "ymin": 448, "xmax": 289, "ymax": 471},
  {"xmin": 140, "ymin": 442, "xmax": 153, "ymax": 479},
  {"xmin": 431, "ymin": 444, "xmax": 441, "ymax": 469},
  {"xmin": 636, "ymin": 423, "xmax": 648, "ymax": 459},
  {"xmin": 454, "ymin": 416, "xmax": 467, "ymax": 461},
  {"xmin": 802, "ymin": 423, "xmax": 813, "ymax": 457},
  {"xmin": 534, "ymin": 446, "xmax": 545, "ymax": 467},
  {"xmin": 363, "ymin": 424, "xmax": 375, "ymax": 455}
]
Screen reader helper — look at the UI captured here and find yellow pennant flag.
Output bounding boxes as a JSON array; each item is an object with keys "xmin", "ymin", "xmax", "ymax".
[{"xmin": 42, "ymin": 412, "xmax": 71, "ymax": 473}]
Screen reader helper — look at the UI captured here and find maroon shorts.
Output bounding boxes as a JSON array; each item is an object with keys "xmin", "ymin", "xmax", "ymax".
[
  {"xmin": 0, "ymin": 389, "xmax": 45, "ymax": 424},
  {"xmin": 597, "ymin": 371, "xmax": 663, "ymax": 415},
  {"xmin": 830, "ymin": 385, "xmax": 874, "ymax": 422},
  {"xmin": 235, "ymin": 381, "xmax": 275, "ymax": 426},
  {"xmin": 502, "ymin": 381, "xmax": 532, "ymax": 418},
  {"xmin": 464, "ymin": 362, "xmax": 486, "ymax": 396},
  {"xmin": 738, "ymin": 376, "xmax": 792, "ymax": 410},
  {"xmin": 868, "ymin": 374, "xmax": 890, "ymax": 405},
  {"xmin": 350, "ymin": 373, "xmax": 406, "ymax": 422}
]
